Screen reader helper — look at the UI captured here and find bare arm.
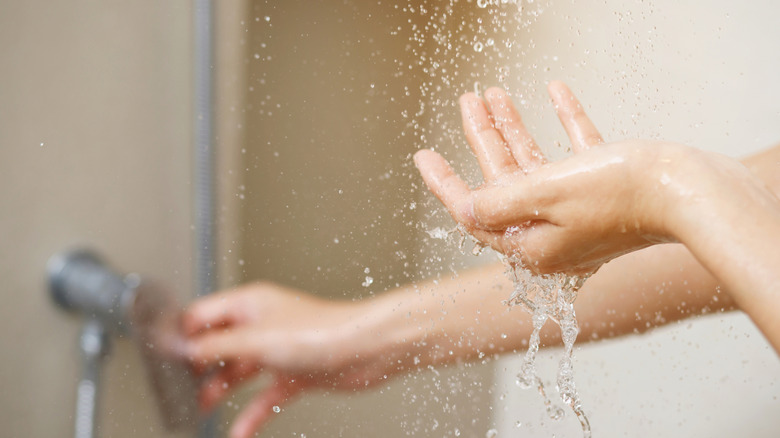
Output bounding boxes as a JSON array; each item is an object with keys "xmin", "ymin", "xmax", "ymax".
[
  {"xmin": 183, "ymin": 81, "xmax": 780, "ymax": 436},
  {"xmin": 361, "ymin": 240, "xmax": 728, "ymax": 366},
  {"xmin": 415, "ymin": 82, "xmax": 780, "ymax": 354}
]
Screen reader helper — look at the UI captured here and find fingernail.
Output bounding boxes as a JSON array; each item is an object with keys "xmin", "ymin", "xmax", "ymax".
[{"xmin": 412, "ymin": 150, "xmax": 424, "ymax": 167}]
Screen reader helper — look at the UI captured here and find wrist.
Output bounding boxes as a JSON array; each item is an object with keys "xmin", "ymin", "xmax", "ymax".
[
  {"xmin": 638, "ymin": 142, "xmax": 708, "ymax": 243},
  {"xmin": 645, "ymin": 145, "xmax": 780, "ymax": 305},
  {"xmin": 652, "ymin": 146, "xmax": 753, "ymax": 243}
]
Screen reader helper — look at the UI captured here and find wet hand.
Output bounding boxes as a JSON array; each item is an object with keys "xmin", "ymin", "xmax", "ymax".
[
  {"xmin": 414, "ymin": 82, "xmax": 680, "ymax": 274},
  {"xmin": 182, "ymin": 283, "xmax": 391, "ymax": 438}
]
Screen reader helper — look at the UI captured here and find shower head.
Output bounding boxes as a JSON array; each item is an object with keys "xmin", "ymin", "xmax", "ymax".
[
  {"xmin": 47, "ymin": 249, "xmax": 199, "ymax": 430},
  {"xmin": 47, "ymin": 250, "xmax": 136, "ymax": 334},
  {"xmin": 131, "ymin": 278, "xmax": 200, "ymax": 430}
]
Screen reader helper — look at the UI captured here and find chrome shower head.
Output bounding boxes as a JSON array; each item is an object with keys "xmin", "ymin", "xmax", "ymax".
[{"xmin": 47, "ymin": 249, "xmax": 199, "ymax": 431}]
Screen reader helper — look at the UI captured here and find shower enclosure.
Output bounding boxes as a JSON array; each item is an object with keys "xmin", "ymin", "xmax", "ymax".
[
  {"xmin": 2, "ymin": 1, "xmax": 780, "ymax": 437},
  {"xmin": 0, "ymin": 1, "xmax": 491, "ymax": 436}
]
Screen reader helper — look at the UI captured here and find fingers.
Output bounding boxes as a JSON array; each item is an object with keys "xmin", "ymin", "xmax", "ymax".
[
  {"xmin": 548, "ymin": 81, "xmax": 603, "ymax": 152},
  {"xmin": 229, "ymin": 376, "xmax": 302, "ymax": 438},
  {"xmin": 414, "ymin": 149, "xmax": 476, "ymax": 224},
  {"xmin": 414, "ymin": 149, "xmax": 548, "ymax": 231},
  {"xmin": 187, "ymin": 327, "xmax": 261, "ymax": 366},
  {"xmin": 483, "ymin": 87, "xmax": 546, "ymax": 171},
  {"xmin": 469, "ymin": 178, "xmax": 546, "ymax": 230},
  {"xmin": 459, "ymin": 92, "xmax": 520, "ymax": 181},
  {"xmin": 470, "ymin": 227, "xmax": 523, "ymax": 256},
  {"xmin": 182, "ymin": 289, "xmax": 249, "ymax": 336},
  {"xmin": 199, "ymin": 361, "xmax": 262, "ymax": 413}
]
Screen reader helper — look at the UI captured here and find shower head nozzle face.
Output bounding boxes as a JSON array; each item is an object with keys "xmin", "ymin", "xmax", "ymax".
[
  {"xmin": 48, "ymin": 249, "xmax": 201, "ymax": 430},
  {"xmin": 131, "ymin": 281, "xmax": 200, "ymax": 431},
  {"xmin": 47, "ymin": 249, "xmax": 136, "ymax": 334}
]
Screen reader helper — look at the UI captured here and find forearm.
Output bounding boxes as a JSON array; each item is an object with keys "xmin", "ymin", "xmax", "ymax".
[
  {"xmin": 669, "ymin": 161, "xmax": 780, "ymax": 352},
  {"xmin": 357, "ymin": 263, "xmax": 521, "ymax": 371},
  {"xmin": 574, "ymin": 243, "xmax": 734, "ymax": 340},
  {"xmin": 354, "ymin": 245, "xmax": 731, "ymax": 372},
  {"xmin": 356, "ymin": 144, "xmax": 780, "ymax": 368}
]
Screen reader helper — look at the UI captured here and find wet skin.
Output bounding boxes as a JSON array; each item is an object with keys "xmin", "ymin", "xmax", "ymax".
[{"xmin": 183, "ymin": 82, "xmax": 780, "ymax": 438}]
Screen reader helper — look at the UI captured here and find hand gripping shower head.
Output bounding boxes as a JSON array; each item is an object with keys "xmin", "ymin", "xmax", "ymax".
[{"xmin": 47, "ymin": 249, "xmax": 199, "ymax": 430}]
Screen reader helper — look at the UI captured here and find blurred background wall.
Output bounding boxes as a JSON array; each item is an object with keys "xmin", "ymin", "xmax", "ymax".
[
  {"xmin": 0, "ymin": 1, "xmax": 192, "ymax": 437},
  {"xmin": 223, "ymin": 1, "xmax": 495, "ymax": 436}
]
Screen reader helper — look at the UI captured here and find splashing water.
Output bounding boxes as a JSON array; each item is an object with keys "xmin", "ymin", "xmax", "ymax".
[
  {"xmin": 399, "ymin": 0, "xmax": 550, "ymax": 154},
  {"xmin": 404, "ymin": 1, "xmax": 591, "ymax": 433},
  {"xmin": 444, "ymin": 227, "xmax": 592, "ymax": 435},
  {"xmin": 506, "ymin": 259, "xmax": 592, "ymax": 437}
]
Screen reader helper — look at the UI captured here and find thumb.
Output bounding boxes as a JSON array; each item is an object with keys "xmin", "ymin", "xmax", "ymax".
[
  {"xmin": 413, "ymin": 149, "xmax": 475, "ymax": 225},
  {"xmin": 470, "ymin": 179, "xmax": 543, "ymax": 230}
]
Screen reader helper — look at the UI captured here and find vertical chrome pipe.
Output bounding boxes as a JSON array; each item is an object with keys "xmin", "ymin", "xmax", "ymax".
[
  {"xmin": 193, "ymin": 0, "xmax": 216, "ymax": 300},
  {"xmin": 194, "ymin": 0, "xmax": 218, "ymax": 436}
]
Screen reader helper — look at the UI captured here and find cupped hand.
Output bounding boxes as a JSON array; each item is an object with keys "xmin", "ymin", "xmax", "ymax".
[
  {"xmin": 414, "ymin": 82, "xmax": 681, "ymax": 274},
  {"xmin": 182, "ymin": 283, "xmax": 393, "ymax": 438}
]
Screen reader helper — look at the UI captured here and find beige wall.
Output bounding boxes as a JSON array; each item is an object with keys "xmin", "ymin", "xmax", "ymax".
[
  {"xmin": 231, "ymin": 1, "xmax": 495, "ymax": 436},
  {"xmin": 0, "ymin": 0, "xmax": 497, "ymax": 436},
  {"xmin": 0, "ymin": 1, "xmax": 192, "ymax": 437}
]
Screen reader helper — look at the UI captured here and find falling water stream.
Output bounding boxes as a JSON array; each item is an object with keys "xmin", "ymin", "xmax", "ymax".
[
  {"xmin": 437, "ymin": 225, "xmax": 592, "ymax": 436},
  {"xmin": 408, "ymin": 0, "xmax": 594, "ymax": 434},
  {"xmin": 506, "ymin": 261, "xmax": 592, "ymax": 437}
]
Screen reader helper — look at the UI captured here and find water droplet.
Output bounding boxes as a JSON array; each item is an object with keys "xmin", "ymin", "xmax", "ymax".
[
  {"xmin": 426, "ymin": 227, "xmax": 450, "ymax": 240},
  {"xmin": 272, "ymin": 405, "xmax": 281, "ymax": 413},
  {"xmin": 474, "ymin": 81, "xmax": 483, "ymax": 97},
  {"xmin": 362, "ymin": 276, "xmax": 373, "ymax": 287},
  {"xmin": 486, "ymin": 428, "xmax": 498, "ymax": 438},
  {"xmin": 548, "ymin": 405, "xmax": 565, "ymax": 421},
  {"xmin": 473, "ymin": 41, "xmax": 484, "ymax": 52}
]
